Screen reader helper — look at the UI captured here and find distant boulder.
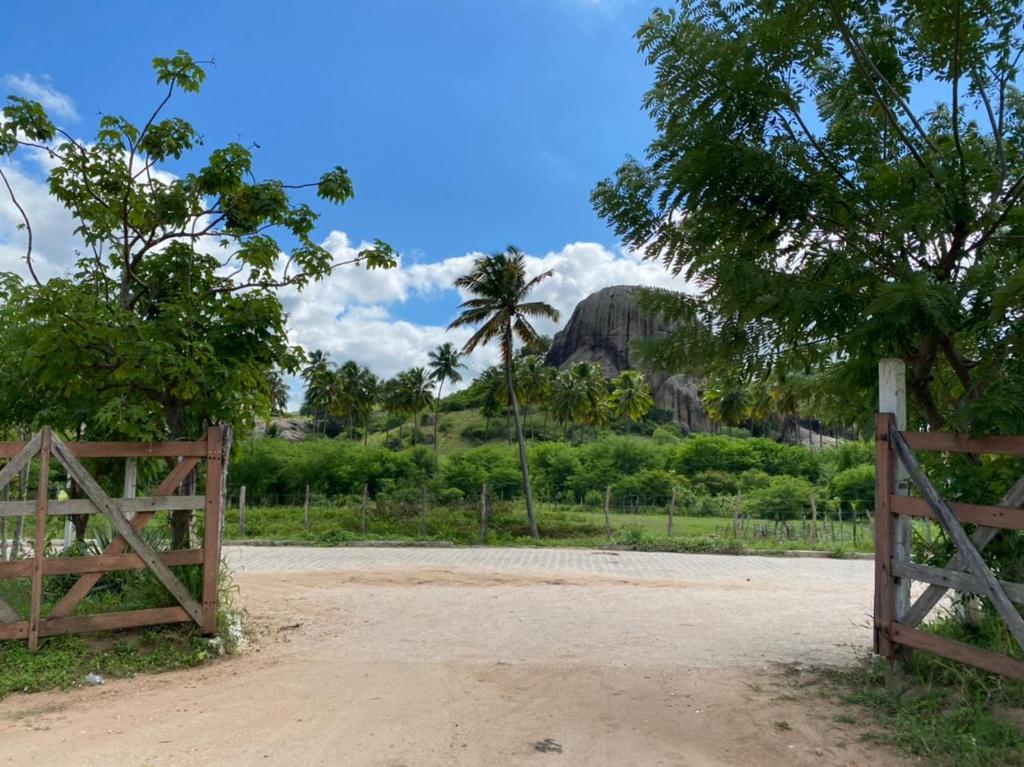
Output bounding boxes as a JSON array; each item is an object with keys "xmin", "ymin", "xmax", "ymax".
[
  {"xmin": 253, "ymin": 417, "xmax": 309, "ymax": 442},
  {"xmin": 546, "ymin": 285, "xmax": 709, "ymax": 432}
]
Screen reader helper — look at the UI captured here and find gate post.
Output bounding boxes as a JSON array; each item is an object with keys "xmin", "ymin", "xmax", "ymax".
[
  {"xmin": 874, "ymin": 413, "xmax": 897, "ymax": 659},
  {"xmin": 201, "ymin": 425, "xmax": 224, "ymax": 635},
  {"xmin": 879, "ymin": 359, "xmax": 911, "ymax": 623}
]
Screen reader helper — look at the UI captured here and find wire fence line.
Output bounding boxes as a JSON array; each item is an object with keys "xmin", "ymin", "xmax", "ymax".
[{"xmin": 224, "ymin": 484, "xmax": 894, "ymax": 550}]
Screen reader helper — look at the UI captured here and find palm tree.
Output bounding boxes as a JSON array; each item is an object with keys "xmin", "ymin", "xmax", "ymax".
[
  {"xmin": 702, "ymin": 378, "xmax": 749, "ymax": 430},
  {"xmin": 571, "ymin": 362, "xmax": 610, "ymax": 427},
  {"xmin": 551, "ymin": 369, "xmax": 584, "ymax": 438},
  {"xmin": 609, "ymin": 370, "xmax": 653, "ymax": 430},
  {"xmin": 449, "ymin": 247, "xmax": 559, "ymax": 539},
  {"xmin": 397, "ymin": 367, "xmax": 435, "ymax": 444},
  {"xmin": 516, "ymin": 355, "xmax": 552, "ymax": 439},
  {"xmin": 427, "ymin": 342, "xmax": 465, "ymax": 453},
  {"xmin": 381, "ymin": 377, "xmax": 404, "ymax": 444},
  {"xmin": 301, "ymin": 350, "xmax": 332, "ymax": 434},
  {"xmin": 266, "ymin": 370, "xmax": 290, "ymax": 416}
]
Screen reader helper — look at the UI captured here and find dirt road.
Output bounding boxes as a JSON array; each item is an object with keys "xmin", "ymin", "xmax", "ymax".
[{"xmin": 0, "ymin": 547, "xmax": 907, "ymax": 766}]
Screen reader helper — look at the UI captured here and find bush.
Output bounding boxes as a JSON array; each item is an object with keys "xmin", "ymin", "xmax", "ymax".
[
  {"xmin": 690, "ymin": 469, "xmax": 739, "ymax": 496},
  {"xmin": 743, "ymin": 475, "xmax": 816, "ymax": 520},
  {"xmin": 829, "ymin": 464, "xmax": 875, "ymax": 510}
]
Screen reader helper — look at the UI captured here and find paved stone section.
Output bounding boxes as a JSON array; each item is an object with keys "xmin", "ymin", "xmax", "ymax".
[{"xmin": 225, "ymin": 544, "xmax": 873, "ymax": 586}]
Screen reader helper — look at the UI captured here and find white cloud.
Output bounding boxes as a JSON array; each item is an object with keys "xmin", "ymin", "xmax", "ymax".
[
  {"xmin": 278, "ymin": 232, "xmax": 689, "ymax": 409},
  {"xmin": 2, "ymin": 74, "xmax": 78, "ymax": 121},
  {"xmin": 0, "ymin": 156, "xmax": 690, "ymax": 411}
]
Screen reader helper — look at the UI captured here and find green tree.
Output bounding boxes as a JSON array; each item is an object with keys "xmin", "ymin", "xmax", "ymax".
[
  {"xmin": 449, "ymin": 247, "xmax": 560, "ymax": 539},
  {"xmin": 515, "ymin": 355, "xmax": 554, "ymax": 438},
  {"xmin": 267, "ymin": 370, "xmax": 290, "ymax": 417},
  {"xmin": 609, "ymin": 370, "xmax": 654, "ymax": 429},
  {"xmin": 702, "ymin": 378, "xmax": 749, "ymax": 430},
  {"xmin": 592, "ymin": 2, "xmax": 1024, "ymax": 434},
  {"xmin": 396, "ymin": 367, "xmax": 435, "ymax": 445},
  {"xmin": 302, "ymin": 350, "xmax": 333, "ymax": 434},
  {"xmin": 0, "ymin": 51, "xmax": 395, "ymax": 545},
  {"xmin": 427, "ymin": 342, "xmax": 465, "ymax": 453}
]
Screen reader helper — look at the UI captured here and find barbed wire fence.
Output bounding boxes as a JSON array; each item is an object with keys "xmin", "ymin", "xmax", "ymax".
[{"xmin": 223, "ymin": 483, "xmax": 898, "ymax": 550}]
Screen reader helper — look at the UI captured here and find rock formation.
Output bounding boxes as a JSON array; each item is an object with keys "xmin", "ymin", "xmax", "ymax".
[{"xmin": 545, "ymin": 285, "xmax": 709, "ymax": 432}]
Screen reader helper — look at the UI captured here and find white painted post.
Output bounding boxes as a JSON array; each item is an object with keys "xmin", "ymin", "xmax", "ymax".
[
  {"xmin": 879, "ymin": 359, "xmax": 911, "ymax": 622},
  {"xmin": 123, "ymin": 457, "xmax": 137, "ymax": 519}
]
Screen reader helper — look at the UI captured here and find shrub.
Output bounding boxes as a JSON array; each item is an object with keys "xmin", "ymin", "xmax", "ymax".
[
  {"xmin": 743, "ymin": 475, "xmax": 816, "ymax": 520},
  {"xmin": 829, "ymin": 464, "xmax": 875, "ymax": 510},
  {"xmin": 690, "ymin": 469, "xmax": 739, "ymax": 496}
]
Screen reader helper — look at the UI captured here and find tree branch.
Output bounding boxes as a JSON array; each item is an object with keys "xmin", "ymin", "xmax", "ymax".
[{"xmin": 0, "ymin": 166, "xmax": 40, "ymax": 285}]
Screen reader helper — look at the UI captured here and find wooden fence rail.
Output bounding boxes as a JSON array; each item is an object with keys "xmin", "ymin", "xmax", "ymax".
[
  {"xmin": 0, "ymin": 426, "xmax": 227, "ymax": 649},
  {"xmin": 874, "ymin": 413, "xmax": 1024, "ymax": 681}
]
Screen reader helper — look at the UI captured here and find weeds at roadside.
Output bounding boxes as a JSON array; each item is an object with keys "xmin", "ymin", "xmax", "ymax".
[{"xmin": 805, "ymin": 615, "xmax": 1024, "ymax": 767}]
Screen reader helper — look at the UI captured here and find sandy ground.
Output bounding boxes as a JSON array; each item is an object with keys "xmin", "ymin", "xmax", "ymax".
[{"xmin": 0, "ymin": 553, "xmax": 910, "ymax": 767}]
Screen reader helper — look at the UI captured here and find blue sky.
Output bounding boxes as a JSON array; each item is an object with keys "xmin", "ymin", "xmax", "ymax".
[{"xmin": 1, "ymin": 0, "xmax": 691, "ymax": 401}]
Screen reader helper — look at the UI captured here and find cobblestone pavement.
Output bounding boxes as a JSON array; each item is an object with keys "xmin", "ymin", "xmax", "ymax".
[{"xmin": 225, "ymin": 544, "xmax": 873, "ymax": 586}]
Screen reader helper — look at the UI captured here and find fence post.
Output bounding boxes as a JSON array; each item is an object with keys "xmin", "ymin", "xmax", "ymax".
[
  {"xmin": 303, "ymin": 484, "xmax": 310, "ymax": 530},
  {"xmin": 237, "ymin": 485, "xmax": 245, "ymax": 536},
  {"xmin": 667, "ymin": 487, "xmax": 676, "ymax": 536},
  {"xmin": 361, "ymin": 483, "xmax": 368, "ymax": 535},
  {"xmin": 28, "ymin": 428, "xmax": 51, "ymax": 650},
  {"xmin": 201, "ymin": 425, "xmax": 225, "ymax": 635},
  {"xmin": 603, "ymin": 486, "xmax": 612, "ymax": 539},
  {"xmin": 810, "ymin": 494, "xmax": 818, "ymax": 543},
  {"xmin": 879, "ymin": 359, "xmax": 911, "ymax": 623},
  {"xmin": 419, "ymin": 484, "xmax": 428, "ymax": 537},
  {"xmin": 732, "ymin": 491, "xmax": 742, "ymax": 537},
  {"xmin": 479, "ymin": 483, "xmax": 489, "ymax": 544},
  {"xmin": 874, "ymin": 412, "xmax": 898, "ymax": 661}
]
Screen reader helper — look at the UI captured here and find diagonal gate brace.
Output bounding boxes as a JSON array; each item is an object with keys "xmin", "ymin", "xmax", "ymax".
[
  {"xmin": 49, "ymin": 434, "xmax": 203, "ymax": 626},
  {"xmin": 890, "ymin": 427, "xmax": 1024, "ymax": 652}
]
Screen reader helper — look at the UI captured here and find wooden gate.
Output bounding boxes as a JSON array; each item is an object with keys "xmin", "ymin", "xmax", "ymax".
[
  {"xmin": 0, "ymin": 426, "xmax": 226, "ymax": 648},
  {"xmin": 874, "ymin": 412, "xmax": 1024, "ymax": 680}
]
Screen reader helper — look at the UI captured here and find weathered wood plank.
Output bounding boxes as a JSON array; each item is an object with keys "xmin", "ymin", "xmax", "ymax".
[
  {"xmin": 0, "ymin": 433, "xmax": 41, "ymax": 493},
  {"xmin": 28, "ymin": 428, "xmax": 51, "ymax": 650},
  {"xmin": 0, "ymin": 559, "xmax": 34, "ymax": 578},
  {"xmin": 0, "ymin": 495, "xmax": 208, "ymax": 518},
  {"xmin": 39, "ymin": 607, "xmax": 191, "ymax": 637},
  {"xmin": 901, "ymin": 431, "xmax": 1024, "ymax": 456},
  {"xmin": 201, "ymin": 425, "xmax": 224, "ymax": 634},
  {"xmin": 0, "ymin": 619, "xmax": 28, "ymax": 640},
  {"xmin": 890, "ymin": 428, "xmax": 1024, "ymax": 652},
  {"xmin": 48, "ymin": 457, "xmax": 199, "ymax": 619},
  {"xmin": 0, "ymin": 439, "xmax": 207, "ymax": 459},
  {"xmin": 891, "ymin": 495, "xmax": 1024, "ymax": 531},
  {"xmin": 902, "ymin": 475, "xmax": 1024, "ymax": 628},
  {"xmin": 49, "ymin": 435, "xmax": 203, "ymax": 626},
  {"xmin": 892, "ymin": 624, "xmax": 1024, "ymax": 682},
  {"xmin": 893, "ymin": 561, "xmax": 1024, "ymax": 606},
  {"xmin": 43, "ymin": 549, "xmax": 204, "ymax": 576},
  {"xmin": 874, "ymin": 414, "xmax": 897, "ymax": 658}
]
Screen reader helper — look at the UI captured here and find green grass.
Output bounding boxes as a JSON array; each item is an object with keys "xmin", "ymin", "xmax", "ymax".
[
  {"xmin": 0, "ymin": 627, "xmax": 211, "ymax": 699},
  {"xmin": 814, "ymin": 614, "xmax": 1024, "ymax": 767},
  {"xmin": 223, "ymin": 500, "xmax": 875, "ymax": 555},
  {"xmin": 0, "ymin": 530, "xmax": 241, "ymax": 700}
]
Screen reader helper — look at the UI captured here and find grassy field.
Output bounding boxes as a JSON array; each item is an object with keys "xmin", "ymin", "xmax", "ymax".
[{"xmin": 223, "ymin": 500, "xmax": 878, "ymax": 555}]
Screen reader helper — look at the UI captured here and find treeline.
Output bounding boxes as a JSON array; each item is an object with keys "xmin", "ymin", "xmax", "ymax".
[{"xmin": 229, "ymin": 432, "xmax": 874, "ymax": 520}]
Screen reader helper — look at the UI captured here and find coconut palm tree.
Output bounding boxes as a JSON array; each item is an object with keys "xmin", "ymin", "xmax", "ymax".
[
  {"xmin": 515, "ymin": 355, "xmax": 552, "ymax": 439},
  {"xmin": 381, "ymin": 377, "xmax": 404, "ymax": 445},
  {"xmin": 609, "ymin": 370, "xmax": 653, "ymax": 430},
  {"xmin": 266, "ymin": 370, "xmax": 290, "ymax": 416},
  {"xmin": 571, "ymin": 362, "xmax": 610, "ymax": 427},
  {"xmin": 301, "ymin": 350, "xmax": 333, "ymax": 434},
  {"xmin": 397, "ymin": 367, "xmax": 435, "ymax": 444},
  {"xmin": 427, "ymin": 342, "xmax": 465, "ymax": 453},
  {"xmin": 449, "ymin": 247, "xmax": 559, "ymax": 539}
]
